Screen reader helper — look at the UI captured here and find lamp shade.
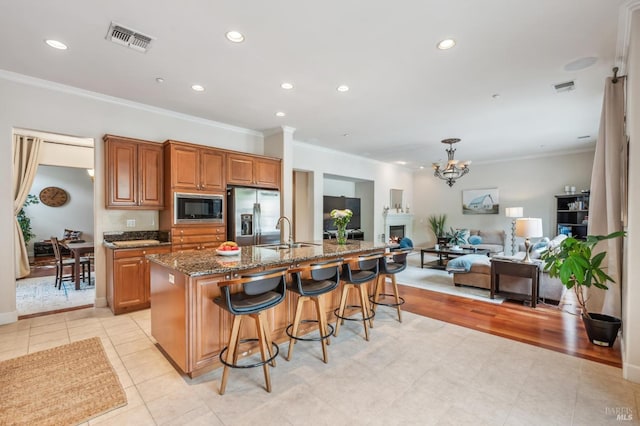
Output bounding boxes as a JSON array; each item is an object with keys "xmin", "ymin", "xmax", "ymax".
[
  {"xmin": 515, "ymin": 218, "xmax": 543, "ymax": 238},
  {"xmin": 505, "ymin": 207, "xmax": 523, "ymax": 218}
]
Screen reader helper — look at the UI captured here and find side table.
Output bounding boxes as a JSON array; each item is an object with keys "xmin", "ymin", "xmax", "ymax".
[{"xmin": 490, "ymin": 259, "xmax": 540, "ymax": 307}]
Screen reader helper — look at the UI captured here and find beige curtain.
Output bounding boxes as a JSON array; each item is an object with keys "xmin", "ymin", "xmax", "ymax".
[
  {"xmin": 13, "ymin": 135, "xmax": 42, "ymax": 278},
  {"xmin": 587, "ymin": 76, "xmax": 626, "ymax": 317}
]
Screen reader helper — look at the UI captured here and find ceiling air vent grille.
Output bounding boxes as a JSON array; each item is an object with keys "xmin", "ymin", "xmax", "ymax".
[
  {"xmin": 553, "ymin": 80, "xmax": 576, "ymax": 93},
  {"xmin": 106, "ymin": 22, "xmax": 154, "ymax": 53}
]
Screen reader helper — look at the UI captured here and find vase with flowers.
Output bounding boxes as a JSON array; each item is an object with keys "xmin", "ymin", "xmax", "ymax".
[{"xmin": 330, "ymin": 208, "xmax": 353, "ymax": 245}]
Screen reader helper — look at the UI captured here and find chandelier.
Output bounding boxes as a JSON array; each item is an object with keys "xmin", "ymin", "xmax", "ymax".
[{"xmin": 432, "ymin": 138, "xmax": 471, "ymax": 187}]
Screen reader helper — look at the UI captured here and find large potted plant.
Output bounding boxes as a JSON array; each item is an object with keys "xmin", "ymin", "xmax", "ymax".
[
  {"xmin": 428, "ymin": 214, "xmax": 448, "ymax": 246},
  {"xmin": 17, "ymin": 194, "xmax": 39, "ymax": 245},
  {"xmin": 541, "ymin": 230, "xmax": 625, "ymax": 347}
]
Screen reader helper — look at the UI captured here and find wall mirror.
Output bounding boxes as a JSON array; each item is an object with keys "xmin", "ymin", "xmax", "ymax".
[{"xmin": 390, "ymin": 189, "xmax": 403, "ymax": 209}]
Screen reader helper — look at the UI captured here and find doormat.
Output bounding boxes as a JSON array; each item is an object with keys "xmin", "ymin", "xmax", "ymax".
[{"xmin": 0, "ymin": 337, "xmax": 127, "ymax": 425}]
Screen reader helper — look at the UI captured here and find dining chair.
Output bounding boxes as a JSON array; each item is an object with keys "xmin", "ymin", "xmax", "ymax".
[{"xmin": 50, "ymin": 237, "xmax": 90, "ymax": 289}]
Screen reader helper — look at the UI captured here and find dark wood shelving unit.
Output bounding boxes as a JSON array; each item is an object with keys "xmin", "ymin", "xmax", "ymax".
[{"xmin": 555, "ymin": 191, "xmax": 590, "ymax": 239}]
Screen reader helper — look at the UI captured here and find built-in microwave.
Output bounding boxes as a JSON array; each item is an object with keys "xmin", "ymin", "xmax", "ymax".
[{"xmin": 174, "ymin": 192, "xmax": 224, "ymax": 224}]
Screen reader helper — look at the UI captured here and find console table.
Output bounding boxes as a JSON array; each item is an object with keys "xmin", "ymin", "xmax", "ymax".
[{"xmin": 490, "ymin": 259, "xmax": 540, "ymax": 307}]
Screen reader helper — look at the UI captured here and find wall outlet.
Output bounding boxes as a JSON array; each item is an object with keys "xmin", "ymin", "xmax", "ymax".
[{"xmin": 126, "ymin": 219, "xmax": 136, "ymax": 228}]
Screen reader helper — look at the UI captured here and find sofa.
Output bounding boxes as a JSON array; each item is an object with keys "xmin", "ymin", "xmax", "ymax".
[
  {"xmin": 448, "ymin": 234, "xmax": 568, "ymax": 303},
  {"xmin": 463, "ymin": 229, "xmax": 506, "ymax": 256}
]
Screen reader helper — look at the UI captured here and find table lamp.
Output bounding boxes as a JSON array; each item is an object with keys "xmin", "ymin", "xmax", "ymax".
[
  {"xmin": 505, "ymin": 207, "xmax": 523, "ymax": 255},
  {"xmin": 515, "ymin": 218, "xmax": 543, "ymax": 263}
]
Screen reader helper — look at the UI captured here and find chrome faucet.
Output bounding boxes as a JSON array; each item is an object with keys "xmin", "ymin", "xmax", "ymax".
[{"xmin": 276, "ymin": 216, "xmax": 294, "ymax": 247}]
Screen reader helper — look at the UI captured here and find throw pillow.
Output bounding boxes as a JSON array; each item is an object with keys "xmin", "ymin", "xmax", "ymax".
[
  {"xmin": 445, "ymin": 254, "xmax": 488, "ymax": 273},
  {"xmin": 468, "ymin": 235, "xmax": 483, "ymax": 245},
  {"xmin": 63, "ymin": 229, "xmax": 82, "ymax": 240},
  {"xmin": 532, "ymin": 237, "xmax": 550, "ymax": 251},
  {"xmin": 399, "ymin": 237, "xmax": 414, "ymax": 249}
]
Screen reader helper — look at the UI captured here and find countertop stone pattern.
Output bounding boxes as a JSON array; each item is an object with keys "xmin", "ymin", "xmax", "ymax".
[
  {"xmin": 147, "ymin": 241, "xmax": 388, "ymax": 277},
  {"xmin": 103, "ymin": 230, "xmax": 171, "ymax": 249}
]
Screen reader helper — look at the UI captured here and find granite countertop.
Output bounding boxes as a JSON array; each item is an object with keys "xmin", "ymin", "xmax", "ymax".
[
  {"xmin": 147, "ymin": 240, "xmax": 388, "ymax": 277},
  {"xmin": 102, "ymin": 230, "xmax": 171, "ymax": 249}
]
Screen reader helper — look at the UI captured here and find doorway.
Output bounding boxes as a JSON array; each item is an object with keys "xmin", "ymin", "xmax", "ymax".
[{"xmin": 14, "ymin": 130, "xmax": 95, "ymax": 318}]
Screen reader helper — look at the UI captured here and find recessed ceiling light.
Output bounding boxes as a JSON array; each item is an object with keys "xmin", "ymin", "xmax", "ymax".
[
  {"xmin": 396, "ymin": 161, "xmax": 407, "ymax": 165},
  {"xmin": 45, "ymin": 39, "xmax": 68, "ymax": 50},
  {"xmin": 191, "ymin": 84, "xmax": 205, "ymax": 92},
  {"xmin": 492, "ymin": 93, "xmax": 500, "ymax": 99},
  {"xmin": 419, "ymin": 166, "xmax": 425, "ymax": 170},
  {"xmin": 275, "ymin": 111, "xmax": 286, "ymax": 117},
  {"xmin": 337, "ymin": 85, "xmax": 349, "ymax": 92},
  {"xmin": 281, "ymin": 82, "xmax": 294, "ymax": 90},
  {"xmin": 155, "ymin": 77, "xmax": 165, "ymax": 83},
  {"xmin": 437, "ymin": 39, "xmax": 456, "ymax": 50},
  {"xmin": 564, "ymin": 57, "xmax": 598, "ymax": 72},
  {"xmin": 226, "ymin": 31, "xmax": 245, "ymax": 43},
  {"xmin": 342, "ymin": 133, "xmax": 349, "ymax": 137}
]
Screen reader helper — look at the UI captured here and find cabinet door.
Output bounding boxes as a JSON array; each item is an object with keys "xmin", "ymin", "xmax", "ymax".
[
  {"xmin": 255, "ymin": 158, "xmax": 281, "ymax": 189},
  {"xmin": 226, "ymin": 154, "xmax": 255, "ymax": 186},
  {"xmin": 171, "ymin": 144, "xmax": 200, "ymax": 190},
  {"xmin": 139, "ymin": 143, "xmax": 164, "ymax": 208},
  {"xmin": 113, "ymin": 257, "xmax": 146, "ymax": 313},
  {"xmin": 106, "ymin": 139, "xmax": 138, "ymax": 207},
  {"xmin": 200, "ymin": 149, "xmax": 225, "ymax": 191}
]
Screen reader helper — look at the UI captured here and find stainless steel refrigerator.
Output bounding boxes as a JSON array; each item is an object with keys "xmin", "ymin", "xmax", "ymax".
[{"xmin": 227, "ymin": 187, "xmax": 281, "ymax": 246}]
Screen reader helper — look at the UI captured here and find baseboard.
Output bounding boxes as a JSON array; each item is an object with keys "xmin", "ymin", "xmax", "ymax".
[
  {"xmin": 94, "ymin": 297, "xmax": 107, "ymax": 308},
  {"xmin": 0, "ymin": 310, "xmax": 18, "ymax": 325},
  {"xmin": 623, "ymin": 362, "xmax": 640, "ymax": 384}
]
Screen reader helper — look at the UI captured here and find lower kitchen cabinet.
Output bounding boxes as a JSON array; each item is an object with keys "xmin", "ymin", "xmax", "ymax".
[{"xmin": 106, "ymin": 245, "xmax": 171, "ymax": 314}]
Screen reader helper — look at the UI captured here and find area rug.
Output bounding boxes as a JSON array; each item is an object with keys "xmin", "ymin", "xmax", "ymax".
[
  {"xmin": 0, "ymin": 337, "xmax": 127, "ymax": 426},
  {"xmin": 16, "ymin": 275, "xmax": 95, "ymax": 316},
  {"xmin": 395, "ymin": 253, "xmax": 505, "ymax": 304}
]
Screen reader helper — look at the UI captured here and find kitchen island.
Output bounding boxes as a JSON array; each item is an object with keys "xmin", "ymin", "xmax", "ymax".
[{"xmin": 148, "ymin": 240, "xmax": 387, "ymax": 377}]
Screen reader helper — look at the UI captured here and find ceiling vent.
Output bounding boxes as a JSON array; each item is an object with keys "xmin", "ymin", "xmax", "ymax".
[
  {"xmin": 106, "ymin": 22, "xmax": 154, "ymax": 53},
  {"xmin": 553, "ymin": 80, "xmax": 576, "ymax": 93}
]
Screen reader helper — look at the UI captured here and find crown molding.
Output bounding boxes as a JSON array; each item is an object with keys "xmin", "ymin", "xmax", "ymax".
[
  {"xmin": 0, "ymin": 69, "xmax": 263, "ymax": 138},
  {"xmin": 616, "ymin": 0, "xmax": 640, "ymax": 73}
]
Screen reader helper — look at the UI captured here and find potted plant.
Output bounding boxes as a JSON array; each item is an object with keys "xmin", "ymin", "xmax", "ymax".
[
  {"xmin": 17, "ymin": 194, "xmax": 39, "ymax": 245},
  {"xmin": 446, "ymin": 227, "xmax": 466, "ymax": 250},
  {"xmin": 428, "ymin": 214, "xmax": 448, "ymax": 246},
  {"xmin": 541, "ymin": 230, "xmax": 625, "ymax": 347}
]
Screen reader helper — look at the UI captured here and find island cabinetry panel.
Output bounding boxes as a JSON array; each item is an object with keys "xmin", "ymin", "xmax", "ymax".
[
  {"xmin": 166, "ymin": 142, "xmax": 225, "ymax": 192},
  {"xmin": 171, "ymin": 225, "xmax": 226, "ymax": 252},
  {"xmin": 105, "ymin": 135, "xmax": 164, "ymax": 209},
  {"xmin": 226, "ymin": 153, "xmax": 281, "ymax": 189},
  {"xmin": 106, "ymin": 245, "xmax": 171, "ymax": 315}
]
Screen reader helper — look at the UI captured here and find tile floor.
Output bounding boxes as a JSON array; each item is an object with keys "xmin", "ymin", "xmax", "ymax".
[{"xmin": 0, "ymin": 307, "xmax": 638, "ymax": 425}]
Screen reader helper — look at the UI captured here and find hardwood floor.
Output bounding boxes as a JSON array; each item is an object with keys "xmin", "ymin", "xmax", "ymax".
[{"xmin": 395, "ymin": 283, "xmax": 622, "ymax": 368}]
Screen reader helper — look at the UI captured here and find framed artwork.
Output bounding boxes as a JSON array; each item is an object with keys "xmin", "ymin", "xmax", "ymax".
[{"xmin": 462, "ymin": 188, "xmax": 499, "ymax": 215}]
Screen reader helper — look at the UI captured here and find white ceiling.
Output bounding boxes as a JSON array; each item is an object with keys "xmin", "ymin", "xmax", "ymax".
[{"xmin": 0, "ymin": 0, "xmax": 628, "ymax": 169}]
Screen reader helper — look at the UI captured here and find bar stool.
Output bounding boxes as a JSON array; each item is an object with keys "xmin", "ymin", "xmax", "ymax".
[
  {"xmin": 334, "ymin": 252, "xmax": 384, "ymax": 341},
  {"xmin": 286, "ymin": 258, "xmax": 342, "ymax": 363},
  {"xmin": 370, "ymin": 248, "xmax": 411, "ymax": 323},
  {"xmin": 214, "ymin": 267, "xmax": 287, "ymax": 395}
]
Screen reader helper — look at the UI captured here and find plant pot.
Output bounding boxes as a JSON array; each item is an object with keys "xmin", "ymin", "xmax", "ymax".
[{"xmin": 582, "ymin": 313, "xmax": 621, "ymax": 347}]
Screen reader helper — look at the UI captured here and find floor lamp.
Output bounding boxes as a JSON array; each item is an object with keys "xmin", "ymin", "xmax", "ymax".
[
  {"xmin": 505, "ymin": 207, "xmax": 523, "ymax": 255},
  {"xmin": 515, "ymin": 218, "xmax": 543, "ymax": 263}
]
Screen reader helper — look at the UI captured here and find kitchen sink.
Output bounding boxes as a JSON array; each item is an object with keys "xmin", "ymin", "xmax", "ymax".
[{"xmin": 258, "ymin": 242, "xmax": 320, "ymax": 250}]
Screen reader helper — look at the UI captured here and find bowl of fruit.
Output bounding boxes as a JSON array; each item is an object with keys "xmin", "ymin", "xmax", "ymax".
[{"xmin": 216, "ymin": 241, "xmax": 241, "ymax": 256}]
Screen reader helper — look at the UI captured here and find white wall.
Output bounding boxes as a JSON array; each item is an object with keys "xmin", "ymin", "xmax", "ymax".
[
  {"xmin": 28, "ymin": 165, "xmax": 94, "ymax": 253},
  {"xmin": 411, "ymin": 151, "xmax": 594, "ymax": 247},
  {"xmin": 0, "ymin": 73, "xmax": 263, "ymax": 324},
  {"xmin": 623, "ymin": 8, "xmax": 640, "ymax": 384},
  {"xmin": 324, "ymin": 178, "xmax": 356, "ymax": 197}
]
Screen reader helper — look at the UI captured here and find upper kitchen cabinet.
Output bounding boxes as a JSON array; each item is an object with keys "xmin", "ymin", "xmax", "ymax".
[
  {"xmin": 105, "ymin": 135, "xmax": 164, "ymax": 209},
  {"xmin": 226, "ymin": 153, "xmax": 281, "ymax": 189},
  {"xmin": 165, "ymin": 142, "xmax": 225, "ymax": 192}
]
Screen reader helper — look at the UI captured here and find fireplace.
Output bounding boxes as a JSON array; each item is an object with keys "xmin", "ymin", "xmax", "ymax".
[{"xmin": 389, "ymin": 225, "xmax": 405, "ymax": 243}]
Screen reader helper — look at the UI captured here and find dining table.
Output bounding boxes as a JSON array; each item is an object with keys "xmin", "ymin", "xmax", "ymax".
[{"xmin": 60, "ymin": 241, "xmax": 94, "ymax": 290}]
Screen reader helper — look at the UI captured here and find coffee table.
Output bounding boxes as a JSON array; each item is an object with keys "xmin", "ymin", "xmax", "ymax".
[{"xmin": 420, "ymin": 246, "xmax": 490, "ymax": 269}]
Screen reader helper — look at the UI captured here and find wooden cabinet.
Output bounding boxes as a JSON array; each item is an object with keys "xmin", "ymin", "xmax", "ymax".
[
  {"xmin": 105, "ymin": 135, "xmax": 164, "ymax": 209},
  {"xmin": 106, "ymin": 245, "xmax": 171, "ymax": 314},
  {"xmin": 555, "ymin": 191, "xmax": 590, "ymax": 240},
  {"xmin": 166, "ymin": 142, "xmax": 224, "ymax": 192},
  {"xmin": 171, "ymin": 226, "xmax": 226, "ymax": 251},
  {"xmin": 227, "ymin": 153, "xmax": 281, "ymax": 189}
]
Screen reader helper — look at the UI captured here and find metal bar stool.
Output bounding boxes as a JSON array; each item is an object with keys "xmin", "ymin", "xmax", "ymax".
[
  {"xmin": 370, "ymin": 248, "xmax": 411, "ymax": 323},
  {"xmin": 333, "ymin": 252, "xmax": 384, "ymax": 341},
  {"xmin": 286, "ymin": 258, "xmax": 342, "ymax": 363},
  {"xmin": 214, "ymin": 267, "xmax": 287, "ymax": 395}
]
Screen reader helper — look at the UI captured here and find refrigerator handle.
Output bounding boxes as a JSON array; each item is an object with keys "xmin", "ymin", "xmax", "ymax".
[{"xmin": 254, "ymin": 203, "xmax": 261, "ymax": 244}]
